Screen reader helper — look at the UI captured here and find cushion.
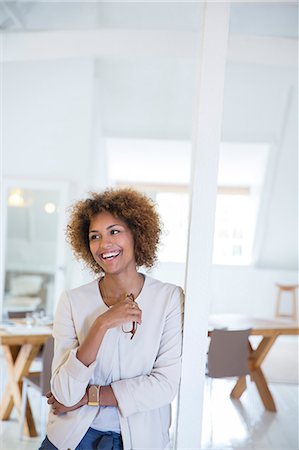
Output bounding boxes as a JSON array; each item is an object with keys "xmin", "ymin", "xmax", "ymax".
[{"xmin": 10, "ymin": 275, "xmax": 44, "ymax": 296}]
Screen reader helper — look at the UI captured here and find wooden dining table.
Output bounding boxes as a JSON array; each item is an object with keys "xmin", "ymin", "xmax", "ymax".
[
  {"xmin": 208, "ymin": 314, "xmax": 299, "ymax": 412},
  {"xmin": 0, "ymin": 324, "xmax": 52, "ymax": 437}
]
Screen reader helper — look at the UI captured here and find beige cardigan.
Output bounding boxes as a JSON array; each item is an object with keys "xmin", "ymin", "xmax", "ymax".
[{"xmin": 47, "ymin": 275, "xmax": 184, "ymax": 450}]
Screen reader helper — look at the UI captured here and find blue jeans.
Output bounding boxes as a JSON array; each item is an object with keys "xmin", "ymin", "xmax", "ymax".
[{"xmin": 39, "ymin": 428, "xmax": 123, "ymax": 450}]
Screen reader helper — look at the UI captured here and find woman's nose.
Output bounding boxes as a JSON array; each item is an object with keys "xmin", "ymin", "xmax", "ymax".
[{"xmin": 99, "ymin": 235, "xmax": 112, "ymax": 248}]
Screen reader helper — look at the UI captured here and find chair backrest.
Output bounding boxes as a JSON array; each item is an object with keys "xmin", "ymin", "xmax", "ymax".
[
  {"xmin": 40, "ymin": 336, "xmax": 54, "ymax": 395},
  {"xmin": 207, "ymin": 328, "xmax": 251, "ymax": 378}
]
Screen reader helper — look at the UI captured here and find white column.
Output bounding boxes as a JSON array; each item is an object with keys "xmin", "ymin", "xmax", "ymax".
[{"xmin": 175, "ymin": 2, "xmax": 230, "ymax": 449}]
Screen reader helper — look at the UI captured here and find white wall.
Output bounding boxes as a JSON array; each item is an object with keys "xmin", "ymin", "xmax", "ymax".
[
  {"xmin": 221, "ymin": 63, "xmax": 298, "ymax": 271},
  {"xmin": 209, "ymin": 265, "xmax": 298, "ymax": 318},
  {"xmin": 152, "ymin": 262, "xmax": 298, "ymax": 320},
  {"xmin": 3, "ymin": 59, "xmax": 94, "ymax": 186},
  {"xmin": 255, "ymin": 85, "xmax": 298, "ymax": 270}
]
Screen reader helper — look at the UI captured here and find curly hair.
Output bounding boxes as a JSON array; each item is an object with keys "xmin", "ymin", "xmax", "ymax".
[{"xmin": 66, "ymin": 187, "xmax": 162, "ymax": 274}]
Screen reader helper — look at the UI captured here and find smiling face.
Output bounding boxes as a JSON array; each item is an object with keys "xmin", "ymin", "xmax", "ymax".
[{"xmin": 88, "ymin": 211, "xmax": 136, "ymax": 276}]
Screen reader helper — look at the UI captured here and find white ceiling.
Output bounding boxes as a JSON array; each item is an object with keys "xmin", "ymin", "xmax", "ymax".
[
  {"xmin": 0, "ymin": 1, "xmax": 298, "ymax": 38},
  {"xmin": 1, "ymin": 1, "xmax": 298, "ymax": 141}
]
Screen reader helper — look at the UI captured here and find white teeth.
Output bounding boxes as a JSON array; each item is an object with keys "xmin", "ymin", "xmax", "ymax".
[{"xmin": 102, "ymin": 251, "xmax": 120, "ymax": 259}]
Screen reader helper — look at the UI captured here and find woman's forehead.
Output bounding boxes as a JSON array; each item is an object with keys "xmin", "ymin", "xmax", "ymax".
[{"xmin": 89, "ymin": 211, "xmax": 126, "ymax": 228}]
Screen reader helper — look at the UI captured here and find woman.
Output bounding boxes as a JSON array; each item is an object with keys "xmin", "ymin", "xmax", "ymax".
[{"xmin": 40, "ymin": 187, "xmax": 184, "ymax": 450}]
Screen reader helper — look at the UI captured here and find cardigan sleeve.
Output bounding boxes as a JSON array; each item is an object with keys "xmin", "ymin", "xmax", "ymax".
[
  {"xmin": 50, "ymin": 291, "xmax": 97, "ymax": 407},
  {"xmin": 111, "ymin": 286, "xmax": 184, "ymax": 417}
]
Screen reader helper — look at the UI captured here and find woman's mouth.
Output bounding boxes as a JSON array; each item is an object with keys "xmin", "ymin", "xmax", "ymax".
[{"xmin": 100, "ymin": 251, "xmax": 121, "ymax": 261}]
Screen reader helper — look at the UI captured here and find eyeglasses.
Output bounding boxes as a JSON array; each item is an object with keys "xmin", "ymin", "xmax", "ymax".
[
  {"xmin": 122, "ymin": 293, "xmax": 138, "ymax": 340},
  {"xmin": 122, "ymin": 321, "xmax": 137, "ymax": 340}
]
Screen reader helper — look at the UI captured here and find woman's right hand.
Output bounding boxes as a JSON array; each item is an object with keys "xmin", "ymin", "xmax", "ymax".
[
  {"xmin": 77, "ymin": 294, "xmax": 142, "ymax": 366},
  {"xmin": 97, "ymin": 294, "xmax": 142, "ymax": 331}
]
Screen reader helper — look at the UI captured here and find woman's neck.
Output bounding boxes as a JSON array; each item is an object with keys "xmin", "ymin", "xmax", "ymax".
[{"xmin": 100, "ymin": 271, "xmax": 144, "ymax": 306}]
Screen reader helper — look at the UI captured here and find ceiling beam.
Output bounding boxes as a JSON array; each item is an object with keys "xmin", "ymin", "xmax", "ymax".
[
  {"xmin": 2, "ymin": 29, "xmax": 297, "ymax": 67},
  {"xmin": 2, "ymin": 2, "xmax": 24, "ymax": 29}
]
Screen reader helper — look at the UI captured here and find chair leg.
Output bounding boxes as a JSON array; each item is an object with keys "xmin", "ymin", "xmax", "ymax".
[{"xmin": 19, "ymin": 380, "xmax": 28, "ymax": 440}]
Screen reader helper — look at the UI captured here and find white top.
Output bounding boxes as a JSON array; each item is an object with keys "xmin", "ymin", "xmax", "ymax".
[
  {"xmin": 91, "ymin": 315, "xmax": 120, "ymax": 433},
  {"xmin": 47, "ymin": 275, "xmax": 184, "ymax": 450}
]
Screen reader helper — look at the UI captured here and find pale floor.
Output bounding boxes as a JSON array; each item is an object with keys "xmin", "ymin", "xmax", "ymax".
[{"xmin": 0, "ymin": 379, "xmax": 298, "ymax": 450}]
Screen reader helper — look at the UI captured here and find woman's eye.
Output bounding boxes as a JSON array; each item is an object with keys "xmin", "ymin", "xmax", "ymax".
[
  {"xmin": 89, "ymin": 235, "xmax": 99, "ymax": 241},
  {"xmin": 111, "ymin": 229, "xmax": 120, "ymax": 235}
]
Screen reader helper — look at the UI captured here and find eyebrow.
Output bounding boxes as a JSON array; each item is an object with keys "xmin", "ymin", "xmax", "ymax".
[{"xmin": 89, "ymin": 224, "xmax": 122, "ymax": 234}]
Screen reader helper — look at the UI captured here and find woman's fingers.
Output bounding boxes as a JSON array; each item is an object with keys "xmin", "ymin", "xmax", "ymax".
[
  {"xmin": 51, "ymin": 402, "xmax": 61, "ymax": 414},
  {"xmin": 128, "ymin": 300, "xmax": 142, "ymax": 323},
  {"xmin": 103, "ymin": 295, "xmax": 143, "ymax": 328},
  {"xmin": 125, "ymin": 302, "xmax": 142, "ymax": 323},
  {"xmin": 132, "ymin": 309, "xmax": 142, "ymax": 325}
]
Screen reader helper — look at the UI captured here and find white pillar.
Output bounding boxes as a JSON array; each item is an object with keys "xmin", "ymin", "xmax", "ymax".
[{"xmin": 175, "ymin": 2, "xmax": 230, "ymax": 449}]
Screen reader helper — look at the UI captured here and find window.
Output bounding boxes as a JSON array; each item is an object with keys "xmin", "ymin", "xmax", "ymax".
[
  {"xmin": 212, "ymin": 188, "xmax": 256, "ymax": 265},
  {"xmin": 116, "ymin": 183, "xmax": 190, "ymax": 264},
  {"xmin": 156, "ymin": 191, "xmax": 189, "ymax": 263},
  {"xmin": 110, "ymin": 139, "xmax": 269, "ymax": 267}
]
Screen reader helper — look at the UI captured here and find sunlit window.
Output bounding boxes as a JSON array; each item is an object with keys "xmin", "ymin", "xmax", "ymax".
[
  {"xmin": 119, "ymin": 185, "xmax": 257, "ymax": 266},
  {"xmin": 212, "ymin": 190, "xmax": 256, "ymax": 265},
  {"xmin": 155, "ymin": 191, "xmax": 189, "ymax": 263},
  {"xmin": 117, "ymin": 184, "xmax": 190, "ymax": 264},
  {"xmin": 109, "ymin": 139, "xmax": 268, "ymax": 267},
  {"xmin": 155, "ymin": 188, "xmax": 257, "ymax": 266}
]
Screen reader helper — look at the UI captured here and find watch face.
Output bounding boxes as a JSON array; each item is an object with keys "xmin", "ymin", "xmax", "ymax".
[{"xmin": 89, "ymin": 386, "xmax": 99, "ymax": 402}]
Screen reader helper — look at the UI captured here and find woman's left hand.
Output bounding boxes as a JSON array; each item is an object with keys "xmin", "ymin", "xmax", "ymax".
[{"xmin": 46, "ymin": 391, "xmax": 87, "ymax": 415}]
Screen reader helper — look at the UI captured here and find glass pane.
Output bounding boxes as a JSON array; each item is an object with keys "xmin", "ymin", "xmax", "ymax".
[
  {"xmin": 4, "ymin": 187, "xmax": 60, "ymax": 318},
  {"xmin": 156, "ymin": 192, "xmax": 189, "ymax": 263}
]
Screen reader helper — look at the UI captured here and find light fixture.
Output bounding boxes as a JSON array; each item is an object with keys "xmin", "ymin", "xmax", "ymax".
[
  {"xmin": 44, "ymin": 202, "xmax": 56, "ymax": 214},
  {"xmin": 8, "ymin": 189, "xmax": 26, "ymax": 207}
]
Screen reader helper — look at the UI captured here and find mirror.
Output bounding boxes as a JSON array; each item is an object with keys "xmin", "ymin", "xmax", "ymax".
[{"xmin": 2, "ymin": 179, "xmax": 68, "ymax": 319}]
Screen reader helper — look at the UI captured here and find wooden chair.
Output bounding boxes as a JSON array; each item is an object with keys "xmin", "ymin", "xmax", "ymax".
[
  {"xmin": 19, "ymin": 336, "xmax": 54, "ymax": 439},
  {"xmin": 206, "ymin": 329, "xmax": 251, "ymax": 443},
  {"xmin": 207, "ymin": 328, "xmax": 251, "ymax": 379},
  {"xmin": 275, "ymin": 284, "xmax": 298, "ymax": 321}
]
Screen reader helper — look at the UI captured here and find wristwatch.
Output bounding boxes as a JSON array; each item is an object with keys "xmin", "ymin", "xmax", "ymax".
[{"xmin": 87, "ymin": 385, "xmax": 101, "ymax": 406}]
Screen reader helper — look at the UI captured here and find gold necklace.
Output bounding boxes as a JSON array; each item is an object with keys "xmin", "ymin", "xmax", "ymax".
[
  {"xmin": 99, "ymin": 274, "xmax": 144, "ymax": 305},
  {"xmin": 99, "ymin": 278, "xmax": 118, "ymax": 307},
  {"xmin": 99, "ymin": 279, "xmax": 138, "ymax": 339}
]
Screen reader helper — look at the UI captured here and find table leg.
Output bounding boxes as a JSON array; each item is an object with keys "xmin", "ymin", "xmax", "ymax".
[
  {"xmin": 230, "ymin": 335, "xmax": 278, "ymax": 411},
  {"xmin": 0, "ymin": 389, "xmax": 14, "ymax": 420},
  {"xmin": 230, "ymin": 376, "xmax": 247, "ymax": 399},
  {"xmin": 0, "ymin": 345, "xmax": 19, "ymax": 420},
  {"xmin": 251, "ymin": 367, "xmax": 277, "ymax": 412},
  {"xmin": 0, "ymin": 343, "xmax": 42, "ymax": 437},
  {"xmin": 250, "ymin": 336, "xmax": 277, "ymax": 367}
]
